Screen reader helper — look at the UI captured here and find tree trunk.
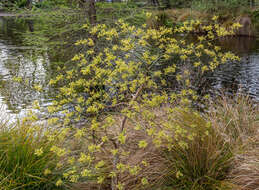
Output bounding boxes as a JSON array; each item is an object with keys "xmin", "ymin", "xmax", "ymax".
[
  {"xmin": 88, "ymin": 0, "xmax": 97, "ymax": 25},
  {"xmin": 81, "ymin": 0, "xmax": 96, "ymax": 25},
  {"xmin": 27, "ymin": 19, "xmax": 34, "ymax": 32},
  {"xmin": 150, "ymin": 0, "xmax": 160, "ymax": 7},
  {"xmin": 26, "ymin": 0, "xmax": 32, "ymax": 8}
]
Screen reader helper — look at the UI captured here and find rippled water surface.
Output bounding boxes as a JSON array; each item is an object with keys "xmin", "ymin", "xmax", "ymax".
[
  {"xmin": 212, "ymin": 37, "xmax": 259, "ymax": 101},
  {"xmin": 0, "ymin": 16, "xmax": 258, "ymax": 118},
  {"xmin": 0, "ymin": 16, "xmax": 51, "ymax": 119}
]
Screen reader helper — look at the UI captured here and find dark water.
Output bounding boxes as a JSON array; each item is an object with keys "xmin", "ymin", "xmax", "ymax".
[
  {"xmin": 0, "ymin": 16, "xmax": 258, "ymax": 118},
  {"xmin": 211, "ymin": 37, "xmax": 259, "ymax": 101}
]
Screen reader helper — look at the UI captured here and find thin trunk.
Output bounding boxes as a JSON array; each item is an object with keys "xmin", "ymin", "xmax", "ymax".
[
  {"xmin": 111, "ymin": 142, "xmax": 118, "ymax": 190},
  {"xmin": 26, "ymin": 0, "xmax": 32, "ymax": 8},
  {"xmin": 88, "ymin": 0, "xmax": 97, "ymax": 25},
  {"xmin": 27, "ymin": 20, "xmax": 34, "ymax": 32},
  {"xmin": 150, "ymin": 0, "xmax": 160, "ymax": 7}
]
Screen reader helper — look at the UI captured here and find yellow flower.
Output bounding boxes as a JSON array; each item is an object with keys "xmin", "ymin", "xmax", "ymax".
[
  {"xmin": 176, "ymin": 74, "xmax": 182, "ymax": 81},
  {"xmin": 44, "ymin": 169, "xmax": 51, "ymax": 176},
  {"xmin": 79, "ymin": 153, "xmax": 92, "ymax": 163},
  {"xmin": 34, "ymin": 84, "xmax": 43, "ymax": 92},
  {"xmin": 111, "ymin": 149, "xmax": 119, "ymax": 156},
  {"xmin": 201, "ymin": 65, "xmax": 209, "ymax": 73},
  {"xmin": 87, "ymin": 38, "xmax": 94, "ymax": 46},
  {"xmin": 146, "ymin": 12, "xmax": 152, "ymax": 18},
  {"xmin": 13, "ymin": 76, "xmax": 22, "ymax": 83},
  {"xmin": 81, "ymin": 169, "xmax": 91, "ymax": 177},
  {"xmin": 102, "ymin": 136, "xmax": 108, "ymax": 142},
  {"xmin": 116, "ymin": 182, "xmax": 124, "ymax": 190},
  {"xmin": 48, "ymin": 117, "xmax": 59, "ymax": 125},
  {"xmin": 141, "ymin": 177, "xmax": 149, "ymax": 185},
  {"xmin": 176, "ymin": 170, "xmax": 183, "ymax": 178},
  {"xmin": 74, "ymin": 129, "xmax": 84, "ymax": 139},
  {"xmin": 78, "ymin": 153, "xmax": 87, "ymax": 163},
  {"xmin": 70, "ymin": 175, "xmax": 79, "ymax": 183},
  {"xmin": 118, "ymin": 132, "xmax": 126, "ymax": 144},
  {"xmin": 56, "ymin": 179, "xmax": 63, "ymax": 187},
  {"xmin": 97, "ymin": 176, "xmax": 105, "ymax": 184},
  {"xmin": 95, "ymin": 160, "xmax": 105, "ymax": 169},
  {"xmin": 194, "ymin": 61, "xmax": 201, "ymax": 67},
  {"xmin": 34, "ymin": 148, "xmax": 43, "ymax": 156},
  {"xmin": 212, "ymin": 15, "xmax": 219, "ymax": 21},
  {"xmin": 204, "ymin": 94, "xmax": 210, "ymax": 99},
  {"xmin": 138, "ymin": 140, "xmax": 148, "ymax": 148}
]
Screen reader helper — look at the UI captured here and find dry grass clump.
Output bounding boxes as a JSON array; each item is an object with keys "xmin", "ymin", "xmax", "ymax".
[
  {"xmin": 209, "ymin": 95, "xmax": 258, "ymax": 143},
  {"xmin": 146, "ymin": 9, "xmax": 208, "ymax": 28},
  {"xmin": 229, "ymin": 135, "xmax": 259, "ymax": 190},
  {"xmin": 209, "ymin": 95, "xmax": 259, "ymax": 190}
]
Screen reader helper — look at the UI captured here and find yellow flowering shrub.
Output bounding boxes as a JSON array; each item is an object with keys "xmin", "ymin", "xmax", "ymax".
[
  {"xmin": 43, "ymin": 18, "xmax": 241, "ymax": 189},
  {"xmin": 47, "ymin": 18, "xmax": 240, "ymax": 123}
]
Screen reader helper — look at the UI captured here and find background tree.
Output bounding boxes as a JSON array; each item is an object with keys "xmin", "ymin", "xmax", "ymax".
[
  {"xmin": 26, "ymin": 0, "xmax": 32, "ymax": 8},
  {"xmin": 88, "ymin": 0, "xmax": 97, "ymax": 25}
]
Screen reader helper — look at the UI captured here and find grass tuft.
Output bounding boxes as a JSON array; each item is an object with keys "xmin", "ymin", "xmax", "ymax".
[{"xmin": 0, "ymin": 118, "xmax": 65, "ymax": 190}]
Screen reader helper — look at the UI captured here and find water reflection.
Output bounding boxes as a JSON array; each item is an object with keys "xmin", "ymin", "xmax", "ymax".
[
  {"xmin": 0, "ymin": 16, "xmax": 50, "ymax": 118},
  {"xmin": 218, "ymin": 36, "xmax": 257, "ymax": 54}
]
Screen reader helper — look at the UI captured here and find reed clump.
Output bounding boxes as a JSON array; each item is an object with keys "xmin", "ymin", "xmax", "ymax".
[{"xmin": 0, "ymin": 118, "xmax": 67, "ymax": 190}]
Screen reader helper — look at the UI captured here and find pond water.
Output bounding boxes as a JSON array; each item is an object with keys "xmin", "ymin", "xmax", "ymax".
[
  {"xmin": 0, "ymin": 16, "xmax": 52, "ymax": 119},
  {"xmin": 0, "ymin": 16, "xmax": 258, "ymax": 119}
]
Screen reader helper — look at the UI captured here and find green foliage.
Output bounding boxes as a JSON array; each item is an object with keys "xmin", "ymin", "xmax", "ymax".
[
  {"xmin": 34, "ymin": 0, "xmax": 74, "ymax": 9},
  {"xmin": 96, "ymin": 2, "xmax": 147, "ymax": 26},
  {"xmin": 169, "ymin": 0, "xmax": 193, "ymax": 8},
  {"xmin": 16, "ymin": 0, "xmax": 27, "ymax": 8},
  {"xmin": 251, "ymin": 8, "xmax": 259, "ymax": 19},
  {"xmin": 1, "ymin": 0, "xmax": 27, "ymax": 9},
  {"xmin": 191, "ymin": 0, "xmax": 257, "ymax": 12},
  {"xmin": 159, "ymin": 0, "xmax": 258, "ymax": 12},
  {"xmin": 1, "ymin": 0, "xmax": 75, "ymax": 10},
  {"xmin": 251, "ymin": 8, "xmax": 259, "ymax": 29},
  {"xmin": 0, "ymin": 119, "xmax": 66, "ymax": 190}
]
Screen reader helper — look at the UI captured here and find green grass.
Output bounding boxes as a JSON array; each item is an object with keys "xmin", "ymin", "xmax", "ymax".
[{"xmin": 0, "ymin": 119, "xmax": 65, "ymax": 190}]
